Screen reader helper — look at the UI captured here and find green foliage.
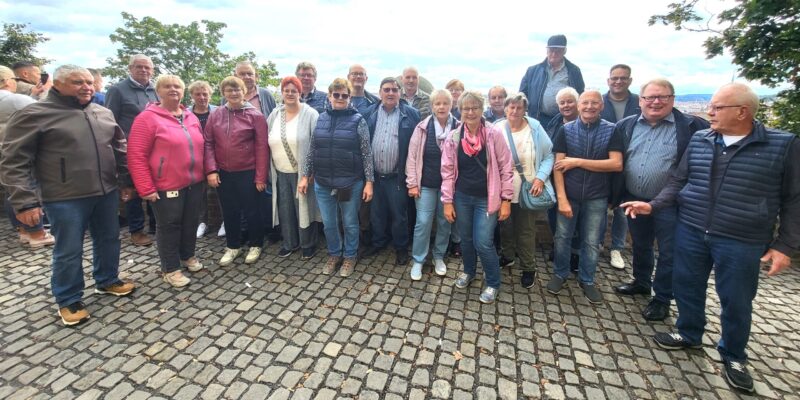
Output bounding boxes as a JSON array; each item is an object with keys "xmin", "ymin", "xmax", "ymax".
[
  {"xmin": 650, "ymin": 0, "xmax": 800, "ymax": 133},
  {"xmin": 105, "ymin": 12, "xmax": 279, "ymax": 103},
  {"xmin": 0, "ymin": 22, "xmax": 51, "ymax": 67}
]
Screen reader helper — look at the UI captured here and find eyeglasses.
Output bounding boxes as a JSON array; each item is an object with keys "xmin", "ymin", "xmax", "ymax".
[
  {"xmin": 331, "ymin": 92, "xmax": 350, "ymax": 99},
  {"xmin": 707, "ymin": 104, "xmax": 743, "ymax": 113},
  {"xmin": 641, "ymin": 95, "xmax": 674, "ymax": 103},
  {"xmin": 461, "ymin": 106, "xmax": 481, "ymax": 113},
  {"xmin": 609, "ymin": 77, "xmax": 630, "ymax": 82},
  {"xmin": 382, "ymin": 87, "xmax": 400, "ymax": 93},
  {"xmin": 349, "ymin": 72, "xmax": 365, "ymax": 77}
]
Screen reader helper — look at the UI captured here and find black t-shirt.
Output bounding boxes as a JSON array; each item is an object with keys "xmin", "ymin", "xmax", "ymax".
[
  {"xmin": 455, "ymin": 143, "xmax": 488, "ymax": 198},
  {"xmin": 195, "ymin": 111, "xmax": 210, "ymax": 131}
]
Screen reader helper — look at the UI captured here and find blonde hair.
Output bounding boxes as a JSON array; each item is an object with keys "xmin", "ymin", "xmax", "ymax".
[
  {"xmin": 188, "ymin": 80, "xmax": 212, "ymax": 95},
  {"xmin": 155, "ymin": 75, "xmax": 185, "ymax": 92},
  {"xmin": 445, "ymin": 79, "xmax": 464, "ymax": 91},
  {"xmin": 327, "ymin": 78, "xmax": 353, "ymax": 94},
  {"xmin": 457, "ymin": 90, "xmax": 485, "ymax": 110},
  {"xmin": 0, "ymin": 66, "xmax": 14, "ymax": 89},
  {"xmin": 219, "ymin": 76, "xmax": 246, "ymax": 94}
]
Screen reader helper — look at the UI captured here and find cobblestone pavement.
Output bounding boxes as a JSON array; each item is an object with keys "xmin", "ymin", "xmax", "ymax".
[{"xmin": 1, "ymin": 223, "xmax": 798, "ymax": 400}]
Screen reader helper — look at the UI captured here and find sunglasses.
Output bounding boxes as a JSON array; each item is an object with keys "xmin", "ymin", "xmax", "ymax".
[
  {"xmin": 382, "ymin": 87, "xmax": 400, "ymax": 93},
  {"xmin": 331, "ymin": 92, "xmax": 350, "ymax": 99}
]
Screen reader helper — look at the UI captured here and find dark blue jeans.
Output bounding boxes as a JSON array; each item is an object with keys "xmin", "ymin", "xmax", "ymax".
[
  {"xmin": 370, "ymin": 175, "xmax": 409, "ymax": 251},
  {"xmin": 628, "ymin": 205, "xmax": 677, "ymax": 303},
  {"xmin": 43, "ymin": 191, "xmax": 122, "ymax": 308},
  {"xmin": 315, "ymin": 180, "xmax": 363, "ymax": 258},
  {"xmin": 600, "ymin": 206, "xmax": 628, "ymax": 250},
  {"xmin": 217, "ymin": 169, "xmax": 264, "ymax": 249},
  {"xmin": 553, "ymin": 198, "xmax": 606, "ymax": 284},
  {"xmin": 126, "ymin": 197, "xmax": 156, "ymax": 233},
  {"xmin": 673, "ymin": 221, "xmax": 766, "ymax": 363},
  {"xmin": 454, "ymin": 192, "xmax": 500, "ymax": 289}
]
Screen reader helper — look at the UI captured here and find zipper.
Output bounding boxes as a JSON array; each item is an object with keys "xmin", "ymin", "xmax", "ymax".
[
  {"xmin": 157, "ymin": 157, "xmax": 165, "ymax": 179},
  {"xmin": 60, "ymin": 158, "xmax": 66, "ymax": 183},
  {"xmin": 177, "ymin": 115, "xmax": 195, "ymax": 183},
  {"xmin": 84, "ymin": 111, "xmax": 107, "ymax": 195}
]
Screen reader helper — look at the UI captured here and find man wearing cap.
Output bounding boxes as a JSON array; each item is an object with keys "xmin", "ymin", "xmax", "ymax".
[{"xmin": 519, "ymin": 34, "xmax": 585, "ymax": 127}]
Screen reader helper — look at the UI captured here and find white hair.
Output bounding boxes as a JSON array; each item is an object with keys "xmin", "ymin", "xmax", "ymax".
[
  {"xmin": 54, "ymin": 64, "xmax": 90, "ymax": 83},
  {"xmin": 128, "ymin": 54, "xmax": 153, "ymax": 67}
]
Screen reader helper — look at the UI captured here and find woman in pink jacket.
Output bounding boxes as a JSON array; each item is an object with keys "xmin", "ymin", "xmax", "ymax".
[
  {"xmin": 204, "ymin": 76, "xmax": 269, "ymax": 267},
  {"xmin": 441, "ymin": 90, "xmax": 514, "ymax": 304},
  {"xmin": 128, "ymin": 75, "xmax": 205, "ymax": 288}
]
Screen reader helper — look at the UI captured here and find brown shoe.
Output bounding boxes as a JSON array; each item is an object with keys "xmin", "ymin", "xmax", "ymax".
[
  {"xmin": 340, "ymin": 257, "xmax": 357, "ymax": 277},
  {"xmin": 130, "ymin": 231, "xmax": 153, "ymax": 246},
  {"xmin": 323, "ymin": 256, "xmax": 341, "ymax": 275},
  {"xmin": 58, "ymin": 302, "xmax": 90, "ymax": 326},
  {"xmin": 94, "ymin": 281, "xmax": 135, "ymax": 296}
]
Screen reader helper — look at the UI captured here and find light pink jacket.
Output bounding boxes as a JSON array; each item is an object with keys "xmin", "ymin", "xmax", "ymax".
[
  {"xmin": 440, "ymin": 121, "xmax": 514, "ymax": 214},
  {"xmin": 405, "ymin": 115, "xmax": 448, "ymax": 189}
]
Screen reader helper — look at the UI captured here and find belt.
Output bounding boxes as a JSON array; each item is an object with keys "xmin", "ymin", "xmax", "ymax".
[{"xmin": 376, "ymin": 173, "xmax": 397, "ymax": 180}]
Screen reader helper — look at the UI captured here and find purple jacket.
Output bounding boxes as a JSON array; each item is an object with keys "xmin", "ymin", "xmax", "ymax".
[{"xmin": 440, "ymin": 120, "xmax": 514, "ymax": 214}]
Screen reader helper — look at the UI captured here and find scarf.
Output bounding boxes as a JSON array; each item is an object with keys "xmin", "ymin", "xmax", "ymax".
[
  {"xmin": 460, "ymin": 121, "xmax": 486, "ymax": 157},
  {"xmin": 434, "ymin": 114, "xmax": 454, "ymax": 141}
]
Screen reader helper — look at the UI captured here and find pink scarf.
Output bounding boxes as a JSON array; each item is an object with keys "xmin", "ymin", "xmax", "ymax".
[{"xmin": 460, "ymin": 123, "xmax": 486, "ymax": 157}]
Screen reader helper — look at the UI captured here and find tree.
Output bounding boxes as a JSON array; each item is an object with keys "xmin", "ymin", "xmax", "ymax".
[
  {"xmin": 0, "ymin": 22, "xmax": 51, "ymax": 67},
  {"xmin": 650, "ymin": 0, "xmax": 800, "ymax": 132},
  {"xmin": 105, "ymin": 12, "xmax": 279, "ymax": 102}
]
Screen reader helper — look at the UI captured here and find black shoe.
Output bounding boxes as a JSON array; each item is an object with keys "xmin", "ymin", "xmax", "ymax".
[
  {"xmin": 499, "ymin": 256, "xmax": 515, "ymax": 268},
  {"xmin": 546, "ymin": 275, "xmax": 566, "ymax": 294},
  {"xmin": 548, "ymin": 250, "xmax": 554, "ymax": 262},
  {"xmin": 570, "ymin": 253, "xmax": 579, "ymax": 274},
  {"xmin": 723, "ymin": 359, "xmax": 755, "ymax": 393},
  {"xmin": 278, "ymin": 247, "xmax": 297, "ymax": 258},
  {"xmin": 301, "ymin": 247, "xmax": 317, "ymax": 260},
  {"xmin": 653, "ymin": 332, "xmax": 702, "ymax": 350},
  {"xmin": 642, "ymin": 299, "xmax": 670, "ymax": 321},
  {"xmin": 449, "ymin": 242, "xmax": 462, "ymax": 258},
  {"xmin": 579, "ymin": 282, "xmax": 603, "ymax": 304},
  {"xmin": 615, "ymin": 282, "xmax": 651, "ymax": 296},
  {"xmin": 362, "ymin": 246, "xmax": 384, "ymax": 258},
  {"xmin": 395, "ymin": 250, "xmax": 410, "ymax": 266},
  {"xmin": 521, "ymin": 271, "xmax": 536, "ymax": 288}
]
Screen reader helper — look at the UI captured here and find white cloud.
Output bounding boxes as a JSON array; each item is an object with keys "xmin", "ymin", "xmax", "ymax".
[{"xmin": 0, "ymin": 0, "xmax": 783, "ymax": 95}]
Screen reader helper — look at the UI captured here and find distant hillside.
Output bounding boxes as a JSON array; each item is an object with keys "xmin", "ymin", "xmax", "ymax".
[{"xmin": 675, "ymin": 94, "xmax": 711, "ymax": 102}]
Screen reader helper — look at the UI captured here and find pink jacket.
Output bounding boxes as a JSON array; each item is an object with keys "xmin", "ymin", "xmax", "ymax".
[
  {"xmin": 128, "ymin": 103, "xmax": 205, "ymax": 196},
  {"xmin": 405, "ymin": 115, "xmax": 447, "ymax": 189},
  {"xmin": 203, "ymin": 103, "xmax": 269, "ymax": 184},
  {"xmin": 440, "ymin": 121, "xmax": 514, "ymax": 214}
]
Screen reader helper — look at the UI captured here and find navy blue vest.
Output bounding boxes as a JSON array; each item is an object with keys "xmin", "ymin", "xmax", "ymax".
[
  {"xmin": 312, "ymin": 108, "xmax": 364, "ymax": 189},
  {"xmin": 562, "ymin": 119, "xmax": 617, "ymax": 201},
  {"xmin": 677, "ymin": 123, "xmax": 794, "ymax": 243}
]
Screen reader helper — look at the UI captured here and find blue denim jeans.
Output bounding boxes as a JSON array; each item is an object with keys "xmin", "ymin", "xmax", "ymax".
[
  {"xmin": 454, "ymin": 192, "xmax": 500, "ymax": 289},
  {"xmin": 628, "ymin": 205, "xmax": 677, "ymax": 303},
  {"xmin": 126, "ymin": 196, "xmax": 156, "ymax": 233},
  {"xmin": 315, "ymin": 180, "xmax": 363, "ymax": 259},
  {"xmin": 411, "ymin": 187, "xmax": 451, "ymax": 263},
  {"xmin": 553, "ymin": 198, "xmax": 606, "ymax": 284},
  {"xmin": 673, "ymin": 221, "xmax": 765, "ymax": 363},
  {"xmin": 370, "ymin": 175, "xmax": 409, "ymax": 251},
  {"xmin": 43, "ymin": 191, "xmax": 122, "ymax": 308},
  {"xmin": 600, "ymin": 206, "xmax": 628, "ymax": 250},
  {"xmin": 5, "ymin": 196, "xmax": 43, "ymax": 232}
]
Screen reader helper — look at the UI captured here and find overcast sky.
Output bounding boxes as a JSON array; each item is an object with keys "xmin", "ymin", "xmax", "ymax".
[{"xmin": 0, "ymin": 0, "xmax": 783, "ymax": 95}]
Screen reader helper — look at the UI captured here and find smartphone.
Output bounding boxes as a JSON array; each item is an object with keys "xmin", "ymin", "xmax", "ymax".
[{"xmin": 40, "ymin": 72, "xmax": 49, "ymax": 85}]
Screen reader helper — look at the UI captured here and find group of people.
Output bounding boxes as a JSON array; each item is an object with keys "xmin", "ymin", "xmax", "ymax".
[{"xmin": 0, "ymin": 34, "xmax": 797, "ymax": 394}]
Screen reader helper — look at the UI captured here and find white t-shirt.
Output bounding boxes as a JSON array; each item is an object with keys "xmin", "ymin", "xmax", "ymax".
[{"xmin": 509, "ymin": 124, "xmax": 537, "ymax": 203}]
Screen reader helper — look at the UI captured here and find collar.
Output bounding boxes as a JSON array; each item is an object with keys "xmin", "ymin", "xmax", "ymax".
[
  {"xmin": 128, "ymin": 76, "xmax": 151, "ymax": 89},
  {"xmin": 637, "ymin": 111, "xmax": 675, "ymax": 126}
]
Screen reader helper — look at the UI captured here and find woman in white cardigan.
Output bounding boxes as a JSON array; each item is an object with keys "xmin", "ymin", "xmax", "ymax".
[{"xmin": 267, "ymin": 76, "xmax": 321, "ymax": 259}]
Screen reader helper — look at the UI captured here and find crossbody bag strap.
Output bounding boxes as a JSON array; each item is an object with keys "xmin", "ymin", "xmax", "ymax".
[
  {"xmin": 504, "ymin": 123, "xmax": 527, "ymax": 183},
  {"xmin": 280, "ymin": 109, "xmax": 298, "ymax": 170}
]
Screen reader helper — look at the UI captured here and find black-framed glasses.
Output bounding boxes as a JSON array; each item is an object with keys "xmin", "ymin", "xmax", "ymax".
[
  {"xmin": 609, "ymin": 77, "xmax": 630, "ymax": 82},
  {"xmin": 331, "ymin": 92, "xmax": 350, "ymax": 99},
  {"xmin": 641, "ymin": 95, "xmax": 674, "ymax": 103},
  {"xmin": 382, "ymin": 87, "xmax": 400, "ymax": 93},
  {"xmin": 707, "ymin": 104, "xmax": 743, "ymax": 113}
]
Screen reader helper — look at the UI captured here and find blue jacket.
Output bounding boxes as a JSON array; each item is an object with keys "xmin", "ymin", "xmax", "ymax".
[
  {"xmin": 312, "ymin": 107, "xmax": 365, "ymax": 189},
  {"xmin": 558, "ymin": 118, "xmax": 617, "ymax": 201},
  {"xmin": 363, "ymin": 100, "xmax": 421, "ymax": 186},
  {"xmin": 600, "ymin": 92, "xmax": 640, "ymax": 123},
  {"xmin": 519, "ymin": 58, "xmax": 585, "ymax": 122},
  {"xmin": 610, "ymin": 108, "xmax": 709, "ymax": 205},
  {"xmin": 497, "ymin": 116, "xmax": 556, "ymax": 200},
  {"xmin": 302, "ymin": 88, "xmax": 330, "ymax": 115}
]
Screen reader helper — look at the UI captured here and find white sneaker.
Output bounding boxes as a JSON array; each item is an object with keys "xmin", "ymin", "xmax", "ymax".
[
  {"xmin": 163, "ymin": 270, "xmax": 190, "ymax": 287},
  {"xmin": 610, "ymin": 250, "xmax": 625, "ymax": 269},
  {"xmin": 219, "ymin": 247, "xmax": 240, "ymax": 266},
  {"xmin": 245, "ymin": 246, "xmax": 262, "ymax": 264},
  {"xmin": 434, "ymin": 259, "xmax": 447, "ymax": 276},
  {"xmin": 410, "ymin": 262, "xmax": 423, "ymax": 281},
  {"xmin": 217, "ymin": 224, "xmax": 226, "ymax": 237},
  {"xmin": 196, "ymin": 222, "xmax": 208, "ymax": 238},
  {"xmin": 181, "ymin": 257, "xmax": 204, "ymax": 272}
]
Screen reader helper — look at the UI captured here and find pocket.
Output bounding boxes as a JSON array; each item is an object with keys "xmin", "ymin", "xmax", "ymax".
[
  {"xmin": 157, "ymin": 157, "xmax": 165, "ymax": 179},
  {"xmin": 60, "ymin": 158, "xmax": 66, "ymax": 183}
]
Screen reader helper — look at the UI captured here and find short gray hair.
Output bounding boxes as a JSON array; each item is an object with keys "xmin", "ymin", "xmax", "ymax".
[
  {"xmin": 235, "ymin": 61, "xmax": 256, "ymax": 71},
  {"xmin": 556, "ymin": 87, "xmax": 579, "ymax": 103},
  {"xmin": 488, "ymin": 85, "xmax": 507, "ymax": 99},
  {"xmin": 429, "ymin": 89, "xmax": 453, "ymax": 107},
  {"xmin": 640, "ymin": 78, "xmax": 675, "ymax": 96},
  {"xmin": 379, "ymin": 77, "xmax": 401, "ymax": 90},
  {"xmin": 54, "ymin": 64, "xmax": 90, "ymax": 82},
  {"xmin": 722, "ymin": 82, "xmax": 760, "ymax": 114},
  {"xmin": 504, "ymin": 92, "xmax": 528, "ymax": 110},
  {"xmin": 188, "ymin": 80, "xmax": 212, "ymax": 94},
  {"xmin": 128, "ymin": 54, "xmax": 153, "ymax": 68},
  {"xmin": 295, "ymin": 61, "xmax": 317, "ymax": 76},
  {"xmin": 402, "ymin": 66, "xmax": 419, "ymax": 77},
  {"xmin": 458, "ymin": 90, "xmax": 485, "ymax": 110}
]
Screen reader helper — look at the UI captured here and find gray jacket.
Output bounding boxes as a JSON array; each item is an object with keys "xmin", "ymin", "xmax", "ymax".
[{"xmin": 105, "ymin": 77, "xmax": 159, "ymax": 135}]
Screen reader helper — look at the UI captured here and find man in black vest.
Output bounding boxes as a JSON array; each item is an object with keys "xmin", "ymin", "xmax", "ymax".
[
  {"xmin": 612, "ymin": 78, "xmax": 709, "ymax": 321},
  {"xmin": 622, "ymin": 83, "xmax": 799, "ymax": 393}
]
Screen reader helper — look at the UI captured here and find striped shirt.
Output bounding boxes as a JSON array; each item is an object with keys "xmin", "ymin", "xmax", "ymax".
[
  {"xmin": 624, "ymin": 113, "xmax": 678, "ymax": 199},
  {"xmin": 372, "ymin": 106, "xmax": 400, "ymax": 174}
]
